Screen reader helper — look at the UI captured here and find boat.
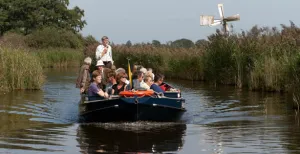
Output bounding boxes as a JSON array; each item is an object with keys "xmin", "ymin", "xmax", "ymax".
[{"xmin": 79, "ymin": 87, "xmax": 186, "ymax": 123}]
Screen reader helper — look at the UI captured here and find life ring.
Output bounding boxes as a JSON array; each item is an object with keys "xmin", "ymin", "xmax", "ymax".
[{"xmin": 119, "ymin": 90, "xmax": 154, "ymax": 97}]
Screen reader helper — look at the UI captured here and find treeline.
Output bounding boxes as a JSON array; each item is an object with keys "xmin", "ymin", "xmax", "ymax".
[{"xmin": 122, "ymin": 38, "xmax": 202, "ymax": 48}]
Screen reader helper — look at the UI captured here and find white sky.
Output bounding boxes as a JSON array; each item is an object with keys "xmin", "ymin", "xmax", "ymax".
[{"xmin": 69, "ymin": 0, "xmax": 300, "ymax": 44}]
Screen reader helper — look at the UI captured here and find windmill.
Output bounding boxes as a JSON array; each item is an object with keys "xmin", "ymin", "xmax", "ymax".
[{"xmin": 200, "ymin": 4, "xmax": 240, "ymax": 34}]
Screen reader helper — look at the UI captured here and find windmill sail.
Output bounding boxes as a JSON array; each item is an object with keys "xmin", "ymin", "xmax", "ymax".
[
  {"xmin": 218, "ymin": 4, "xmax": 224, "ymax": 19},
  {"xmin": 200, "ymin": 15, "xmax": 214, "ymax": 26},
  {"xmin": 223, "ymin": 14, "xmax": 240, "ymax": 22},
  {"xmin": 200, "ymin": 3, "xmax": 240, "ymax": 34}
]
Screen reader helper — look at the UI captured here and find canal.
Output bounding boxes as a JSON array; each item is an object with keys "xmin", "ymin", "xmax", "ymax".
[{"xmin": 0, "ymin": 68, "xmax": 300, "ymax": 154}]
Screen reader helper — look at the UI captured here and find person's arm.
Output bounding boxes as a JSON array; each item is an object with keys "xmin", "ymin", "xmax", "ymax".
[
  {"xmin": 97, "ymin": 89, "xmax": 109, "ymax": 98},
  {"xmin": 95, "ymin": 45, "xmax": 105, "ymax": 60},
  {"xmin": 111, "ymin": 84, "xmax": 116, "ymax": 95},
  {"xmin": 150, "ymin": 84, "xmax": 164, "ymax": 93},
  {"xmin": 124, "ymin": 85, "xmax": 129, "ymax": 91},
  {"xmin": 109, "ymin": 46, "xmax": 113, "ymax": 63},
  {"xmin": 80, "ymin": 69, "xmax": 88, "ymax": 92},
  {"xmin": 111, "ymin": 89, "xmax": 115, "ymax": 95}
]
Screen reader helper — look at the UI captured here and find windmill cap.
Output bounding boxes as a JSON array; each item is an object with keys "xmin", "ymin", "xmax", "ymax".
[{"xmin": 96, "ymin": 60, "xmax": 105, "ymax": 66}]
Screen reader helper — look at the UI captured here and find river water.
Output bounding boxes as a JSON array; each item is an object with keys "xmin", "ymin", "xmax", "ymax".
[{"xmin": 0, "ymin": 68, "xmax": 300, "ymax": 154}]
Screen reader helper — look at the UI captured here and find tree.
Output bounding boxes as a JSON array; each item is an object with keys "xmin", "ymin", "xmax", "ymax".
[
  {"xmin": 126, "ymin": 40, "xmax": 132, "ymax": 47},
  {"xmin": 171, "ymin": 38, "xmax": 194, "ymax": 48},
  {"xmin": 195, "ymin": 39, "xmax": 209, "ymax": 48},
  {"xmin": 152, "ymin": 40, "xmax": 161, "ymax": 47},
  {"xmin": 84, "ymin": 35, "xmax": 98, "ymax": 46},
  {"xmin": 0, "ymin": 0, "xmax": 86, "ymax": 35}
]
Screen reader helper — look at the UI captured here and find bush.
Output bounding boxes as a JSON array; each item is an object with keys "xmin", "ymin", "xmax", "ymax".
[
  {"xmin": 25, "ymin": 27, "xmax": 83, "ymax": 49},
  {"xmin": 0, "ymin": 32, "xmax": 27, "ymax": 48}
]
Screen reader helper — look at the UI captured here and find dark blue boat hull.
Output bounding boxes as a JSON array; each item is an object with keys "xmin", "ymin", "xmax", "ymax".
[{"xmin": 79, "ymin": 96, "xmax": 186, "ymax": 123}]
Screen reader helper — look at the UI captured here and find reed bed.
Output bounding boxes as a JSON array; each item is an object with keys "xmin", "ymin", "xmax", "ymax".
[
  {"xmin": 110, "ymin": 22, "xmax": 300, "ymax": 94},
  {"xmin": 32, "ymin": 48, "xmax": 83, "ymax": 68},
  {"xmin": 0, "ymin": 47, "xmax": 45, "ymax": 92}
]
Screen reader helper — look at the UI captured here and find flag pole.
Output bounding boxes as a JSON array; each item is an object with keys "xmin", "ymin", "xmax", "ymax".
[{"xmin": 127, "ymin": 58, "xmax": 132, "ymax": 89}]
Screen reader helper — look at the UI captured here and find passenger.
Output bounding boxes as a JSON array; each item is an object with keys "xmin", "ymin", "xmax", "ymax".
[
  {"xmin": 115, "ymin": 67, "xmax": 130, "ymax": 85},
  {"xmin": 111, "ymin": 72, "xmax": 130, "ymax": 95},
  {"xmin": 132, "ymin": 71, "xmax": 144, "ymax": 89},
  {"xmin": 160, "ymin": 82, "xmax": 174, "ymax": 91},
  {"xmin": 139, "ymin": 67, "xmax": 147, "ymax": 75},
  {"xmin": 145, "ymin": 71, "xmax": 154, "ymax": 82},
  {"xmin": 115, "ymin": 67, "xmax": 126, "ymax": 75},
  {"xmin": 93, "ymin": 60, "xmax": 111, "ymax": 90},
  {"xmin": 95, "ymin": 36, "xmax": 113, "ymax": 68},
  {"xmin": 105, "ymin": 71, "xmax": 117, "ymax": 94},
  {"xmin": 132, "ymin": 65, "xmax": 138, "ymax": 74},
  {"xmin": 87, "ymin": 71, "xmax": 109, "ymax": 99},
  {"xmin": 111, "ymin": 65, "xmax": 116, "ymax": 71},
  {"xmin": 147, "ymin": 68, "xmax": 155, "ymax": 79},
  {"xmin": 94, "ymin": 60, "xmax": 106, "ymax": 83},
  {"xmin": 131, "ymin": 65, "xmax": 138, "ymax": 80},
  {"xmin": 142, "ymin": 75, "xmax": 153, "ymax": 90},
  {"xmin": 76, "ymin": 57, "xmax": 92, "ymax": 94},
  {"xmin": 150, "ymin": 73, "xmax": 165, "ymax": 93}
]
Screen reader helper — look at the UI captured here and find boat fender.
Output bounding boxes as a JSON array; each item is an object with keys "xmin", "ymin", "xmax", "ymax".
[{"xmin": 119, "ymin": 90, "xmax": 154, "ymax": 97}]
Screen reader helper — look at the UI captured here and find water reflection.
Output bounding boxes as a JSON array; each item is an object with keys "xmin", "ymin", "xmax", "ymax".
[{"xmin": 76, "ymin": 123, "xmax": 186, "ymax": 153}]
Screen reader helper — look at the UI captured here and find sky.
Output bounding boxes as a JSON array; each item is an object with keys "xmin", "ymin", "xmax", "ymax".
[{"xmin": 69, "ymin": 0, "xmax": 300, "ymax": 44}]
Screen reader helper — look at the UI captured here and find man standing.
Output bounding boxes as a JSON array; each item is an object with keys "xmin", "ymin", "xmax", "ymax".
[
  {"xmin": 76, "ymin": 57, "xmax": 92, "ymax": 94},
  {"xmin": 95, "ymin": 36, "xmax": 113, "ymax": 68}
]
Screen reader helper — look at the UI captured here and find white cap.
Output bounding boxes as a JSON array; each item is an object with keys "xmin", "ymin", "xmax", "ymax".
[{"xmin": 96, "ymin": 60, "xmax": 104, "ymax": 66}]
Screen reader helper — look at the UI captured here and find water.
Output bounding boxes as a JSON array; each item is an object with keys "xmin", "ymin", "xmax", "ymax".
[{"xmin": 1, "ymin": 68, "xmax": 300, "ymax": 154}]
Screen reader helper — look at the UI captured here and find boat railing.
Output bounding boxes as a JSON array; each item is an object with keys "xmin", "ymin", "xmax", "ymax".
[{"xmin": 80, "ymin": 91, "xmax": 183, "ymax": 104}]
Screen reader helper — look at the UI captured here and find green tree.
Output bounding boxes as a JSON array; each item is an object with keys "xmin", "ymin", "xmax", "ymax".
[
  {"xmin": 126, "ymin": 40, "xmax": 132, "ymax": 47},
  {"xmin": 0, "ymin": 0, "xmax": 86, "ymax": 35},
  {"xmin": 25, "ymin": 27, "xmax": 83, "ymax": 49},
  {"xmin": 195, "ymin": 39, "xmax": 209, "ymax": 47},
  {"xmin": 171, "ymin": 38, "xmax": 194, "ymax": 48},
  {"xmin": 83, "ymin": 35, "xmax": 98, "ymax": 46},
  {"xmin": 152, "ymin": 40, "xmax": 161, "ymax": 47}
]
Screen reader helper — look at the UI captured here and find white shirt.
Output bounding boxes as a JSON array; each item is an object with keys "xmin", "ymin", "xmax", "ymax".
[
  {"xmin": 140, "ymin": 81, "xmax": 150, "ymax": 90},
  {"xmin": 95, "ymin": 44, "xmax": 113, "ymax": 62}
]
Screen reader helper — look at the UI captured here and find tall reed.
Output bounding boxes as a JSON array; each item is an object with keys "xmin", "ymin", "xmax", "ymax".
[
  {"xmin": 110, "ymin": 22, "xmax": 300, "ymax": 94},
  {"xmin": 0, "ymin": 47, "xmax": 45, "ymax": 92},
  {"xmin": 32, "ymin": 48, "xmax": 83, "ymax": 68}
]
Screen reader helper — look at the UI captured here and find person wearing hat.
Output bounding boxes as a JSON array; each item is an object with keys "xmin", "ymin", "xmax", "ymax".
[
  {"xmin": 93, "ymin": 60, "xmax": 112, "ymax": 89},
  {"xmin": 95, "ymin": 36, "xmax": 113, "ymax": 68}
]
